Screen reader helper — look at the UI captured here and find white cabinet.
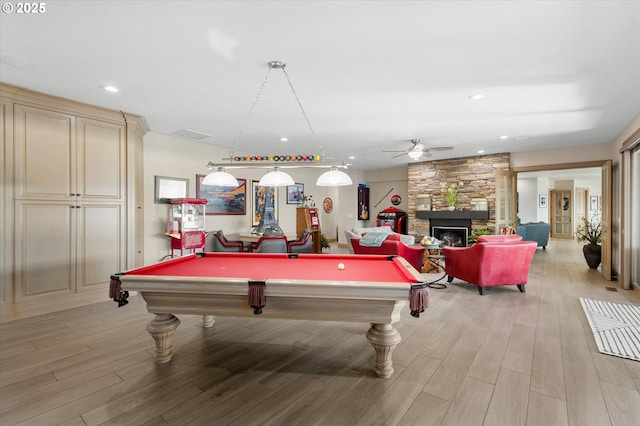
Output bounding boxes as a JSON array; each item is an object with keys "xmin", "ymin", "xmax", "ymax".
[{"xmin": 1, "ymin": 84, "xmax": 147, "ymax": 319}]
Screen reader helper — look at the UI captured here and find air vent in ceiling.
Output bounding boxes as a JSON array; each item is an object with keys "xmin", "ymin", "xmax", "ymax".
[{"xmin": 170, "ymin": 129, "xmax": 212, "ymax": 140}]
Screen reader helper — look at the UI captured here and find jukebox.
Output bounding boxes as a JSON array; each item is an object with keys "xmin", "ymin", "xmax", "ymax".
[{"xmin": 376, "ymin": 206, "xmax": 408, "ymax": 234}]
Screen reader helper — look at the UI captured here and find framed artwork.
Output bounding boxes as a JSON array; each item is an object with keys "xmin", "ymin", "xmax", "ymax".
[
  {"xmin": 590, "ymin": 195, "xmax": 598, "ymax": 211},
  {"xmin": 251, "ymin": 181, "xmax": 278, "ymax": 226},
  {"xmin": 154, "ymin": 176, "xmax": 188, "ymax": 204},
  {"xmin": 358, "ymin": 187, "xmax": 370, "ymax": 220},
  {"xmin": 196, "ymin": 175, "xmax": 246, "ymax": 215},
  {"xmin": 287, "ymin": 183, "xmax": 304, "ymax": 204},
  {"xmin": 323, "ymin": 197, "xmax": 333, "ymax": 213},
  {"xmin": 538, "ymin": 194, "xmax": 547, "ymax": 208}
]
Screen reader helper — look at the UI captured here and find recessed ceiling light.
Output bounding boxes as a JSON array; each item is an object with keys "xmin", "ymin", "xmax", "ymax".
[
  {"xmin": 499, "ymin": 135, "xmax": 509, "ymax": 140},
  {"xmin": 468, "ymin": 94, "xmax": 484, "ymax": 100},
  {"xmin": 280, "ymin": 137, "xmax": 288, "ymax": 142},
  {"xmin": 348, "ymin": 156, "xmax": 355, "ymax": 160},
  {"xmin": 102, "ymin": 85, "xmax": 119, "ymax": 93},
  {"xmin": 477, "ymin": 150, "xmax": 485, "ymax": 154}
]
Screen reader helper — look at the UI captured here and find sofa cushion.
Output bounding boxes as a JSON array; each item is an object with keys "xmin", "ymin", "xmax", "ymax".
[{"xmin": 476, "ymin": 234, "xmax": 523, "ymax": 243}]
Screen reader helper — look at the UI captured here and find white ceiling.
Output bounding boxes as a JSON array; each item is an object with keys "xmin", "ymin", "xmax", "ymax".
[{"xmin": 2, "ymin": 1, "xmax": 639, "ymax": 171}]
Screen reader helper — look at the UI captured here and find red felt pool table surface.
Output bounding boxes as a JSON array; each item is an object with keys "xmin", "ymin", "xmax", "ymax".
[{"xmin": 123, "ymin": 252, "xmax": 421, "ymax": 285}]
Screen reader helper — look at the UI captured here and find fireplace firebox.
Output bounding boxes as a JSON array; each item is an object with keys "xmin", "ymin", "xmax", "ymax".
[{"xmin": 433, "ymin": 226, "xmax": 468, "ymax": 247}]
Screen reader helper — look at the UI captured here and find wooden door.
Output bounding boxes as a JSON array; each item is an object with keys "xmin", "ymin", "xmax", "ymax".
[
  {"xmin": 550, "ymin": 189, "xmax": 573, "ymax": 238},
  {"xmin": 14, "ymin": 200, "xmax": 75, "ymax": 302},
  {"xmin": 13, "ymin": 105, "xmax": 75, "ymax": 200},
  {"xmin": 76, "ymin": 203, "xmax": 125, "ymax": 292},
  {"xmin": 76, "ymin": 117, "xmax": 125, "ymax": 201},
  {"xmin": 575, "ymin": 188, "xmax": 588, "ymax": 224}
]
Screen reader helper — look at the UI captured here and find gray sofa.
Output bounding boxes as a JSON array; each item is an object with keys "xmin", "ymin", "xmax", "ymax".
[{"xmin": 517, "ymin": 221, "xmax": 550, "ymax": 249}]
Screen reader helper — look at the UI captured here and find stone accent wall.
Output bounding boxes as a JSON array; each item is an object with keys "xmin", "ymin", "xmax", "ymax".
[{"xmin": 408, "ymin": 153, "xmax": 510, "ymax": 237}]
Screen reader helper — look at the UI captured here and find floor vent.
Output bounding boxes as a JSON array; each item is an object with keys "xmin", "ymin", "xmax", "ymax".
[{"xmin": 605, "ymin": 286, "xmax": 618, "ymax": 292}]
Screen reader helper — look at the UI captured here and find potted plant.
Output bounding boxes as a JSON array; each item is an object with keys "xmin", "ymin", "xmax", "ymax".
[
  {"xmin": 575, "ymin": 214, "xmax": 602, "ymax": 269},
  {"xmin": 468, "ymin": 228, "xmax": 492, "ymax": 245},
  {"xmin": 442, "ymin": 182, "xmax": 463, "ymax": 210},
  {"xmin": 320, "ymin": 233, "xmax": 330, "ymax": 251}
]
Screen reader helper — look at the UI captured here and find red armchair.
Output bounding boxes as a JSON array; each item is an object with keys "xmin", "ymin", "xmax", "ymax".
[
  {"xmin": 350, "ymin": 234, "xmax": 425, "ymax": 271},
  {"xmin": 442, "ymin": 241, "xmax": 537, "ymax": 295}
]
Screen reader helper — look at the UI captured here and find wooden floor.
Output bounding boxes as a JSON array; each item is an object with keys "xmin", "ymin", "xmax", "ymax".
[{"xmin": 1, "ymin": 239, "xmax": 639, "ymax": 426}]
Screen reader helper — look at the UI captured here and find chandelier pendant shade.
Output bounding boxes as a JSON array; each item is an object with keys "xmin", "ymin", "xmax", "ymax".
[
  {"xmin": 258, "ymin": 167, "xmax": 296, "ymax": 187},
  {"xmin": 316, "ymin": 166, "xmax": 353, "ymax": 186},
  {"xmin": 202, "ymin": 167, "xmax": 239, "ymax": 187}
]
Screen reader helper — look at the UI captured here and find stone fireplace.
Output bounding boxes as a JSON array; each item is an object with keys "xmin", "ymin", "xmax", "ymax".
[{"xmin": 407, "ymin": 153, "xmax": 510, "ymax": 237}]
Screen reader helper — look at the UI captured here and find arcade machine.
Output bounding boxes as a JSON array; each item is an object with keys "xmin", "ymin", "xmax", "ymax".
[{"xmin": 376, "ymin": 206, "xmax": 408, "ymax": 234}]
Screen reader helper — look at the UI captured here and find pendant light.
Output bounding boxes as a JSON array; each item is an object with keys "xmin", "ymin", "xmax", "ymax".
[
  {"xmin": 202, "ymin": 166, "xmax": 238, "ymax": 187},
  {"xmin": 316, "ymin": 166, "xmax": 353, "ymax": 186},
  {"xmin": 258, "ymin": 167, "xmax": 295, "ymax": 187}
]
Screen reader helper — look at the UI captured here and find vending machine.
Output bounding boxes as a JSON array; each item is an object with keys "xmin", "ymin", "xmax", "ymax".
[{"xmin": 376, "ymin": 206, "xmax": 408, "ymax": 234}]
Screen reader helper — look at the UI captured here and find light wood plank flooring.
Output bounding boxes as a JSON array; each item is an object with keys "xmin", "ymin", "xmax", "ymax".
[{"xmin": 1, "ymin": 239, "xmax": 639, "ymax": 425}]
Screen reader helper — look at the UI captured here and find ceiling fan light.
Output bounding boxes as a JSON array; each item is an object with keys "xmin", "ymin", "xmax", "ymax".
[
  {"xmin": 258, "ymin": 167, "xmax": 295, "ymax": 187},
  {"xmin": 407, "ymin": 150, "xmax": 423, "ymax": 159},
  {"xmin": 202, "ymin": 167, "xmax": 239, "ymax": 187},
  {"xmin": 316, "ymin": 167, "xmax": 353, "ymax": 186}
]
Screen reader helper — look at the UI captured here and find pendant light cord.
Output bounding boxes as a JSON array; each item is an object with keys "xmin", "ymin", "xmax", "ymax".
[{"xmin": 234, "ymin": 61, "xmax": 325, "ymax": 160}]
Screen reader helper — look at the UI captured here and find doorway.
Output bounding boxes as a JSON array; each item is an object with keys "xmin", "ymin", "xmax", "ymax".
[{"xmin": 514, "ymin": 160, "xmax": 611, "ymax": 281}]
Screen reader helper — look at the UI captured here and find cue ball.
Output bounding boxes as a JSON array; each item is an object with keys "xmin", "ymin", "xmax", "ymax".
[{"xmin": 338, "ymin": 263, "xmax": 345, "ymax": 270}]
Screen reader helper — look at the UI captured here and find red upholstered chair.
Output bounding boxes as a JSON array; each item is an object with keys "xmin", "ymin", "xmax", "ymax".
[
  {"xmin": 442, "ymin": 241, "xmax": 537, "ymax": 295},
  {"xmin": 287, "ymin": 229, "xmax": 313, "ymax": 253},
  {"xmin": 350, "ymin": 234, "xmax": 425, "ymax": 271},
  {"xmin": 249, "ymin": 234, "xmax": 288, "ymax": 253},
  {"xmin": 210, "ymin": 230, "xmax": 244, "ymax": 252},
  {"xmin": 476, "ymin": 234, "xmax": 523, "ymax": 243}
]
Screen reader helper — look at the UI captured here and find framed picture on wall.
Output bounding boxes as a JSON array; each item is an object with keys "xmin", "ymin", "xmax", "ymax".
[
  {"xmin": 196, "ymin": 175, "xmax": 246, "ymax": 215},
  {"xmin": 538, "ymin": 194, "xmax": 547, "ymax": 208},
  {"xmin": 154, "ymin": 176, "xmax": 188, "ymax": 204},
  {"xmin": 251, "ymin": 181, "xmax": 278, "ymax": 226},
  {"xmin": 286, "ymin": 183, "xmax": 304, "ymax": 204},
  {"xmin": 590, "ymin": 195, "xmax": 598, "ymax": 211}
]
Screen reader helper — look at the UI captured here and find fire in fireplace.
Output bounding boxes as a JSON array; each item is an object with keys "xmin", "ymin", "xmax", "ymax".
[{"xmin": 433, "ymin": 226, "xmax": 468, "ymax": 247}]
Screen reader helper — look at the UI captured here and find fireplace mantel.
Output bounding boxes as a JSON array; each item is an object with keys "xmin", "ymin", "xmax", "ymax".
[{"xmin": 415, "ymin": 210, "xmax": 489, "ymax": 220}]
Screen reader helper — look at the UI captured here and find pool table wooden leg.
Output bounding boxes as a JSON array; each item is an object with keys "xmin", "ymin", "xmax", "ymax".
[
  {"xmin": 201, "ymin": 315, "xmax": 215, "ymax": 328},
  {"xmin": 146, "ymin": 314, "xmax": 181, "ymax": 363},
  {"xmin": 366, "ymin": 323, "xmax": 402, "ymax": 378}
]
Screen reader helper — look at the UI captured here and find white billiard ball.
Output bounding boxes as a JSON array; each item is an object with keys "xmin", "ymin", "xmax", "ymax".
[{"xmin": 338, "ymin": 263, "xmax": 345, "ymax": 270}]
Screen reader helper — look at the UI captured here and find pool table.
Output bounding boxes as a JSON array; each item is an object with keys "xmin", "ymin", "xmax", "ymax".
[{"xmin": 110, "ymin": 252, "xmax": 428, "ymax": 378}]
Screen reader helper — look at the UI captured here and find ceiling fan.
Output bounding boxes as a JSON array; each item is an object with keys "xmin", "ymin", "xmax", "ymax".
[{"xmin": 383, "ymin": 139, "xmax": 453, "ymax": 159}]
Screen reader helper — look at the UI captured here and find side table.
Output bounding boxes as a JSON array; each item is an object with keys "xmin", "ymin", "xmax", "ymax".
[{"xmin": 421, "ymin": 244, "xmax": 447, "ymax": 289}]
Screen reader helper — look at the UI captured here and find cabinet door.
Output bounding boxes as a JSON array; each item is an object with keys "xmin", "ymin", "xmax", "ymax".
[
  {"xmin": 14, "ymin": 105, "xmax": 76, "ymax": 200},
  {"xmin": 77, "ymin": 118, "xmax": 125, "ymax": 201},
  {"xmin": 76, "ymin": 203, "xmax": 125, "ymax": 292},
  {"xmin": 14, "ymin": 200, "xmax": 74, "ymax": 301}
]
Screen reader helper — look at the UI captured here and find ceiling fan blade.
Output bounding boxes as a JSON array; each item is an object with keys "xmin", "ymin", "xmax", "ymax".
[
  {"xmin": 427, "ymin": 146, "xmax": 454, "ymax": 151},
  {"xmin": 391, "ymin": 153, "xmax": 407, "ymax": 159},
  {"xmin": 382, "ymin": 150, "xmax": 409, "ymax": 153}
]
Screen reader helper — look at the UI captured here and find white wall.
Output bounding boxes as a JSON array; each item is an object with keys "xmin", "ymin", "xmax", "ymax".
[
  {"xmin": 143, "ymin": 132, "xmax": 358, "ymax": 263},
  {"xmin": 517, "ymin": 177, "xmax": 537, "ymax": 223}
]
